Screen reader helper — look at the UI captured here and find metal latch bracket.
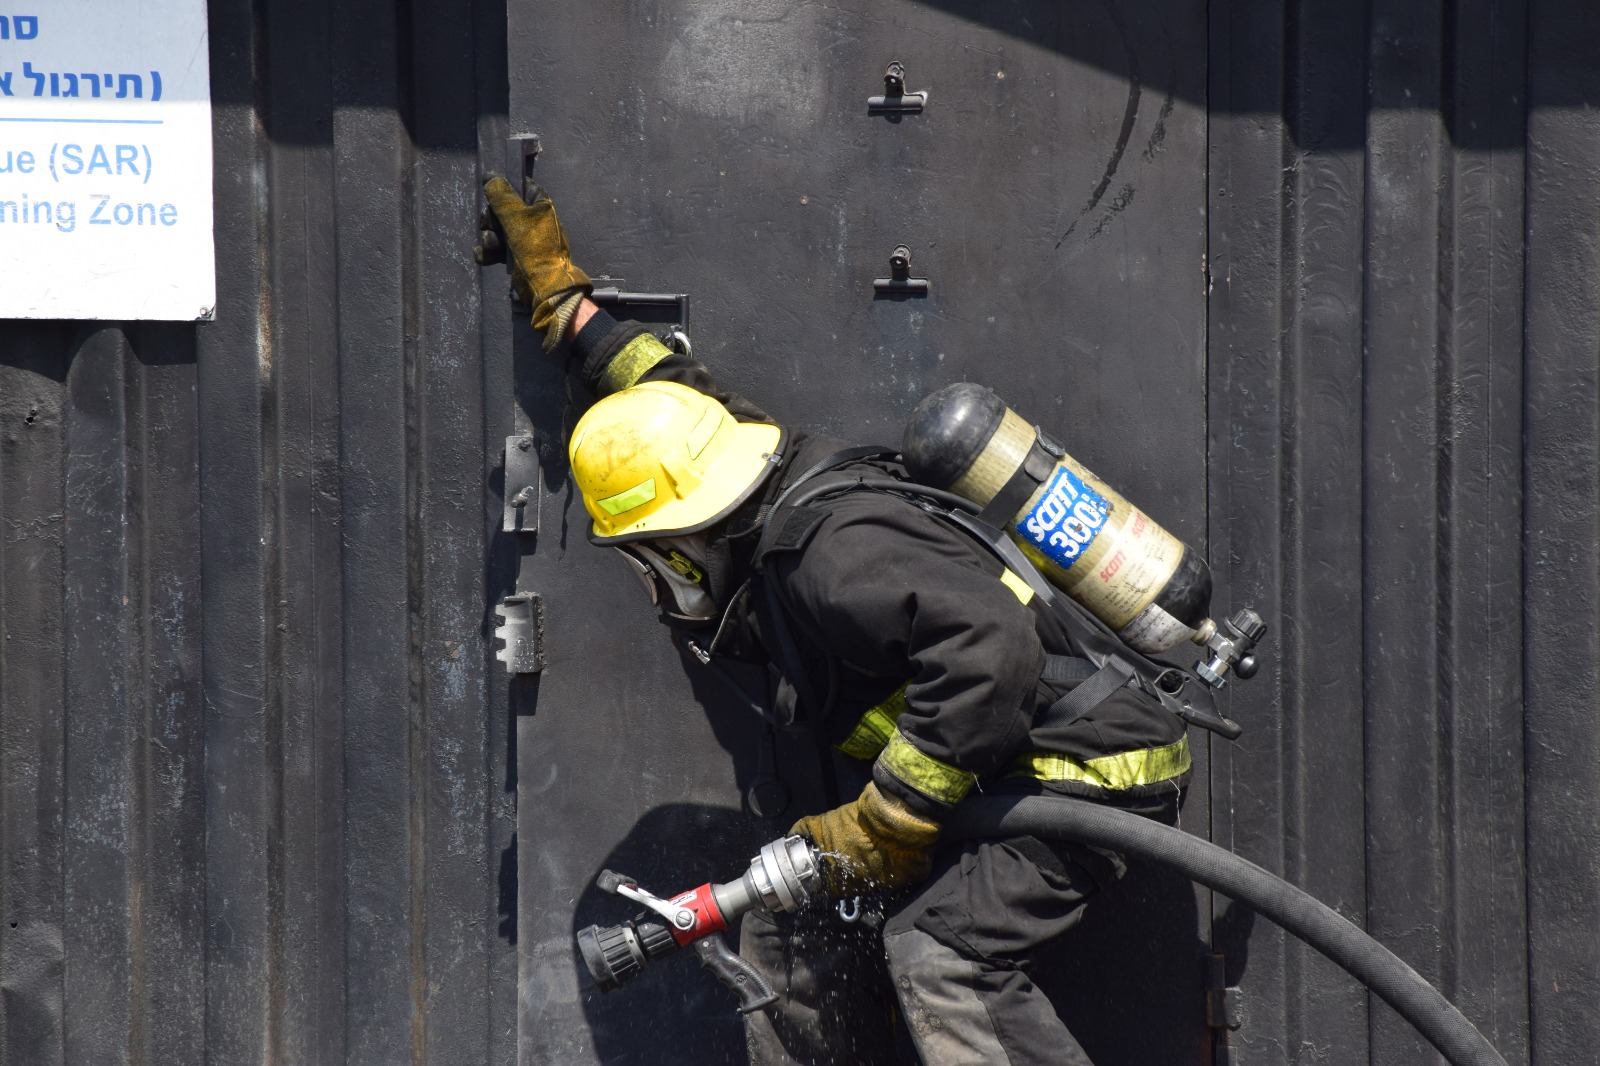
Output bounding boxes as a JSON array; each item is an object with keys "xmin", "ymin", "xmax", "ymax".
[
  {"xmin": 588, "ymin": 277, "xmax": 690, "ymax": 333},
  {"xmin": 1205, "ymin": 953, "xmax": 1243, "ymax": 1033},
  {"xmin": 503, "ymin": 436, "xmax": 541, "ymax": 534},
  {"xmin": 494, "ymin": 593, "xmax": 546, "ymax": 675}
]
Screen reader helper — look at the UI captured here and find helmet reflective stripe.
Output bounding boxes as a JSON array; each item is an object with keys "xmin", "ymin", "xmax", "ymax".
[{"xmin": 598, "ymin": 478, "xmax": 657, "ymax": 516}]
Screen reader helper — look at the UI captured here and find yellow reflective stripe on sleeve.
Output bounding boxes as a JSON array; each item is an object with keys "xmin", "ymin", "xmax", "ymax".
[
  {"xmin": 1013, "ymin": 737, "xmax": 1192, "ymax": 791},
  {"xmin": 601, "ymin": 334, "xmax": 674, "ymax": 394},
  {"xmin": 879, "ymin": 732, "xmax": 978, "ymax": 805},
  {"xmin": 1000, "ymin": 567, "xmax": 1034, "ymax": 604},
  {"xmin": 836, "ymin": 707, "xmax": 900, "ymax": 761},
  {"xmin": 835, "ymin": 684, "xmax": 908, "ymax": 761}
]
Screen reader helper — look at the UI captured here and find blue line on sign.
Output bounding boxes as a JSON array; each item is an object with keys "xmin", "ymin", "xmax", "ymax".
[{"xmin": 0, "ymin": 117, "xmax": 165, "ymax": 125}]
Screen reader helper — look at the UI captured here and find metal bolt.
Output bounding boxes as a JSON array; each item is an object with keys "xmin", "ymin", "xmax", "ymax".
[
  {"xmin": 885, "ymin": 62, "xmax": 906, "ymax": 96},
  {"xmin": 889, "ymin": 246, "xmax": 912, "ymax": 281}
]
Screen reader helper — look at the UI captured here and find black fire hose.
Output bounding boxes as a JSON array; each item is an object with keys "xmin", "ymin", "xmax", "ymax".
[{"xmin": 946, "ymin": 795, "xmax": 1508, "ymax": 1066}]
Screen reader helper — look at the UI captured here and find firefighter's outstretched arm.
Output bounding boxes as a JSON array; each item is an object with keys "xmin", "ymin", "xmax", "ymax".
[
  {"xmin": 483, "ymin": 178, "xmax": 776, "ymax": 424},
  {"xmin": 482, "ymin": 175, "xmax": 593, "ymax": 351}
]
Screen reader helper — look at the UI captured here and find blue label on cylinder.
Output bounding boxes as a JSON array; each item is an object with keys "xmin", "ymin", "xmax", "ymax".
[{"xmin": 1017, "ymin": 466, "xmax": 1111, "ymax": 570}]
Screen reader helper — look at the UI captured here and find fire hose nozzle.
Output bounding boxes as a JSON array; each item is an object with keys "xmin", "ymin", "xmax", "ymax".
[
  {"xmin": 576, "ymin": 915, "xmax": 679, "ymax": 993},
  {"xmin": 576, "ymin": 836, "xmax": 823, "ymax": 1005},
  {"xmin": 710, "ymin": 836, "xmax": 823, "ymax": 920}
]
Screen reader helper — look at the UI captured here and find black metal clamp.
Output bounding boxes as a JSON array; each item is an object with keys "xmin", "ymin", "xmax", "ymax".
[
  {"xmin": 868, "ymin": 62, "xmax": 927, "ymax": 114},
  {"xmin": 873, "ymin": 245, "xmax": 930, "ymax": 296}
]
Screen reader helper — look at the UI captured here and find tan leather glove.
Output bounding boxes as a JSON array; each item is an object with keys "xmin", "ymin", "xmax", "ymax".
[
  {"xmin": 481, "ymin": 176, "xmax": 593, "ymax": 351},
  {"xmin": 790, "ymin": 781, "xmax": 941, "ymax": 896}
]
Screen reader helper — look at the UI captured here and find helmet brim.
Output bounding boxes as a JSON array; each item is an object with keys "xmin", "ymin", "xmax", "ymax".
[{"xmin": 586, "ymin": 424, "xmax": 787, "ymax": 545}]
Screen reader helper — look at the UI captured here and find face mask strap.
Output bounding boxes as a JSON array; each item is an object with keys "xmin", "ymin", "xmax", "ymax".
[{"xmin": 623, "ymin": 542, "xmax": 717, "ymax": 625}]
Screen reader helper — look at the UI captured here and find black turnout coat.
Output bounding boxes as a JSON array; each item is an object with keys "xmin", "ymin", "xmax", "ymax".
[{"xmin": 572, "ymin": 314, "xmax": 1191, "ymax": 817}]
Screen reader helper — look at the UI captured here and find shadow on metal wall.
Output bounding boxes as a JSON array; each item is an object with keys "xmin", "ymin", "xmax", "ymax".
[
  {"xmin": 0, "ymin": 321, "xmax": 198, "ymax": 377},
  {"xmin": 198, "ymin": 0, "xmax": 1583, "ymax": 153},
  {"xmin": 909, "ymin": 0, "xmax": 1565, "ymax": 149},
  {"xmin": 570, "ymin": 814, "xmax": 1216, "ymax": 1065}
]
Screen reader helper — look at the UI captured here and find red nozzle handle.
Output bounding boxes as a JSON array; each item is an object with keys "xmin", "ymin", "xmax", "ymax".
[{"xmin": 666, "ymin": 883, "xmax": 728, "ymax": 947}]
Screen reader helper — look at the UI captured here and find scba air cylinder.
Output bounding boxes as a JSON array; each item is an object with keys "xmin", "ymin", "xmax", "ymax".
[{"xmin": 903, "ymin": 383, "xmax": 1213, "ymax": 654}]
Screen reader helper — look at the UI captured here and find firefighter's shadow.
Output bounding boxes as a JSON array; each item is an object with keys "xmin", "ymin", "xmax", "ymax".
[
  {"xmin": 1033, "ymin": 857, "xmax": 1220, "ymax": 1066},
  {"xmin": 574, "ymin": 803, "xmax": 1247, "ymax": 1066}
]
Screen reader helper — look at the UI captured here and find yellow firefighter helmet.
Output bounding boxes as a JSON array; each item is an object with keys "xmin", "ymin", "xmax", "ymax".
[{"xmin": 569, "ymin": 380, "xmax": 783, "ymax": 543}]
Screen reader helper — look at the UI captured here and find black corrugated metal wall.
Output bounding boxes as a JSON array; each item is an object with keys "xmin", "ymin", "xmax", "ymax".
[
  {"xmin": 0, "ymin": 0, "xmax": 517, "ymax": 1062},
  {"xmin": 0, "ymin": 1, "xmax": 1596, "ymax": 1064},
  {"xmin": 1209, "ymin": 2, "xmax": 1597, "ymax": 1063}
]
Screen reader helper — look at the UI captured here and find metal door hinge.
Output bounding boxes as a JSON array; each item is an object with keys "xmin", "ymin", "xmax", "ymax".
[
  {"xmin": 868, "ymin": 62, "xmax": 927, "ymax": 113},
  {"xmin": 503, "ymin": 436, "xmax": 541, "ymax": 534},
  {"xmin": 495, "ymin": 593, "xmax": 545, "ymax": 675},
  {"xmin": 1205, "ymin": 953, "xmax": 1243, "ymax": 1032}
]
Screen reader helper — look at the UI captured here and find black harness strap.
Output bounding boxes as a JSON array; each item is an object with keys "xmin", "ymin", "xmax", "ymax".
[
  {"xmin": 1040, "ymin": 655, "xmax": 1098, "ymax": 683},
  {"xmin": 1038, "ymin": 653, "xmax": 1135, "ymax": 731},
  {"xmin": 943, "ymin": 507, "xmax": 1242, "ymax": 740},
  {"xmin": 1044, "ymin": 658, "xmax": 1136, "ymax": 728},
  {"xmin": 975, "ymin": 438, "xmax": 1057, "ymax": 529},
  {"xmin": 768, "ymin": 445, "xmax": 899, "ymax": 513}
]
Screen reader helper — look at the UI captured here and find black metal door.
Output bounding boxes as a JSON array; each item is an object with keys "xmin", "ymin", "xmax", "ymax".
[{"xmin": 506, "ymin": 2, "xmax": 1211, "ymax": 1062}]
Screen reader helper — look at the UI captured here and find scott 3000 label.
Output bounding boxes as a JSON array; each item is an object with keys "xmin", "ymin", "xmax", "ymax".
[{"xmin": 1018, "ymin": 467, "xmax": 1111, "ymax": 569}]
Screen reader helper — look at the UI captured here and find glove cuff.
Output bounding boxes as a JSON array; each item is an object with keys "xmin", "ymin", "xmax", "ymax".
[
  {"xmin": 536, "ymin": 289, "xmax": 588, "ymax": 353},
  {"xmin": 859, "ymin": 781, "xmax": 941, "ymax": 844},
  {"xmin": 871, "ymin": 762, "xmax": 948, "ymax": 821}
]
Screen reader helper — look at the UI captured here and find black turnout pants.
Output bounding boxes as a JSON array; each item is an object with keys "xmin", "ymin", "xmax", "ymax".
[{"xmin": 740, "ymin": 790, "xmax": 1175, "ymax": 1066}]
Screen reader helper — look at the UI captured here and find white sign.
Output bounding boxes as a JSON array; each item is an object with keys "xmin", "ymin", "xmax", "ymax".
[{"xmin": 0, "ymin": 1, "xmax": 214, "ymax": 320}]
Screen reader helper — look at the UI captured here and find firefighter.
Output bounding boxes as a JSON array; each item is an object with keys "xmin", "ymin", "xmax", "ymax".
[{"xmin": 483, "ymin": 177, "xmax": 1191, "ymax": 1066}]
